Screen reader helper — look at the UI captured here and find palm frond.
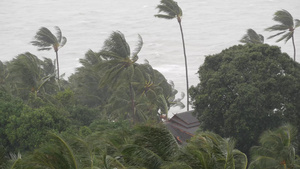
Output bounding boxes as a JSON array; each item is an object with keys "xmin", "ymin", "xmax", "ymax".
[
  {"xmin": 276, "ymin": 32, "xmax": 292, "ymax": 43},
  {"xmin": 249, "ymin": 124, "xmax": 299, "ymax": 169},
  {"xmin": 267, "ymin": 31, "xmax": 286, "ymax": 39},
  {"xmin": 185, "ymin": 132, "xmax": 247, "ymax": 169},
  {"xmin": 295, "ymin": 19, "xmax": 300, "ymax": 28},
  {"xmin": 102, "ymin": 153, "xmax": 127, "ymax": 169},
  {"xmin": 101, "ymin": 31, "xmax": 130, "ymax": 59},
  {"xmin": 54, "ymin": 26, "xmax": 62, "ymax": 43},
  {"xmin": 131, "ymin": 34, "xmax": 143, "ymax": 62},
  {"xmin": 7, "ymin": 152, "xmax": 22, "ymax": 169},
  {"xmin": 265, "ymin": 24, "xmax": 290, "ymax": 31},
  {"xmin": 133, "ymin": 126, "xmax": 179, "ymax": 160},
  {"xmin": 155, "ymin": 14, "xmax": 175, "ymax": 20},
  {"xmin": 155, "ymin": 0, "xmax": 182, "ymax": 19},
  {"xmin": 156, "ymin": 5, "xmax": 177, "ymax": 18},
  {"xmin": 49, "ymin": 132, "xmax": 79, "ymax": 169},
  {"xmin": 31, "ymin": 27, "xmax": 58, "ymax": 50},
  {"xmin": 240, "ymin": 29, "xmax": 264, "ymax": 44},
  {"xmin": 122, "ymin": 144, "xmax": 163, "ymax": 168},
  {"xmin": 259, "ymin": 34, "xmax": 264, "ymax": 43},
  {"xmin": 273, "ymin": 9, "xmax": 294, "ymax": 28},
  {"xmin": 60, "ymin": 36, "xmax": 67, "ymax": 48}
]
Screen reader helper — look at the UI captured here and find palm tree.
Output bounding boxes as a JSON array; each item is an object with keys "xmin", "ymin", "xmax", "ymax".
[
  {"xmin": 180, "ymin": 131, "xmax": 248, "ymax": 169},
  {"xmin": 99, "ymin": 31, "xmax": 182, "ymax": 123},
  {"xmin": 133, "ymin": 62, "xmax": 181, "ymax": 121},
  {"xmin": 155, "ymin": 0, "xmax": 190, "ymax": 111},
  {"xmin": 69, "ymin": 49, "xmax": 111, "ymax": 107},
  {"xmin": 6, "ymin": 53, "xmax": 57, "ymax": 101},
  {"xmin": 122, "ymin": 125, "xmax": 180, "ymax": 168},
  {"xmin": 240, "ymin": 29, "xmax": 264, "ymax": 44},
  {"xmin": 248, "ymin": 124, "xmax": 300, "ymax": 169},
  {"xmin": 31, "ymin": 26, "xmax": 67, "ymax": 80},
  {"xmin": 265, "ymin": 9, "xmax": 300, "ymax": 61},
  {"xmin": 99, "ymin": 31, "xmax": 144, "ymax": 123}
]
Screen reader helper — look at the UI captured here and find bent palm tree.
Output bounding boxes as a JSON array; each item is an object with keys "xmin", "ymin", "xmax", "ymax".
[
  {"xmin": 248, "ymin": 124, "xmax": 300, "ymax": 169},
  {"xmin": 265, "ymin": 9, "xmax": 300, "ymax": 61},
  {"xmin": 122, "ymin": 125, "xmax": 179, "ymax": 168},
  {"xmin": 31, "ymin": 26, "xmax": 67, "ymax": 80},
  {"xmin": 99, "ymin": 31, "xmax": 144, "ymax": 123},
  {"xmin": 180, "ymin": 131, "xmax": 248, "ymax": 169},
  {"xmin": 240, "ymin": 29, "xmax": 264, "ymax": 44},
  {"xmin": 155, "ymin": 0, "xmax": 189, "ymax": 111}
]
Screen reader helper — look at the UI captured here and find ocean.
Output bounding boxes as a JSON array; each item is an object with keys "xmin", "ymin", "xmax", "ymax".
[{"xmin": 1, "ymin": 0, "xmax": 299, "ymax": 114}]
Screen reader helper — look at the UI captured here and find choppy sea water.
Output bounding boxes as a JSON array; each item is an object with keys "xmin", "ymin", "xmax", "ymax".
[{"xmin": 0, "ymin": 0, "xmax": 299, "ymax": 115}]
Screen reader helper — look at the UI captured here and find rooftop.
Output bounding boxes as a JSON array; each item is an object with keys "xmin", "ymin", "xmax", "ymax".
[{"xmin": 165, "ymin": 111, "xmax": 200, "ymax": 144}]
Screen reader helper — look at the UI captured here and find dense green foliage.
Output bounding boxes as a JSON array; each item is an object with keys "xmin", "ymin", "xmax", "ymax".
[
  {"xmin": 1, "ymin": 4, "xmax": 300, "ymax": 168},
  {"xmin": 0, "ymin": 30, "xmax": 182, "ymax": 156},
  {"xmin": 4, "ymin": 52, "xmax": 57, "ymax": 100},
  {"xmin": 190, "ymin": 43, "xmax": 300, "ymax": 154},
  {"xmin": 248, "ymin": 124, "xmax": 300, "ymax": 169},
  {"xmin": 70, "ymin": 31, "xmax": 182, "ymax": 124},
  {"xmin": 5, "ymin": 122, "xmax": 296, "ymax": 169},
  {"xmin": 0, "ymin": 91, "xmax": 25, "ymax": 152}
]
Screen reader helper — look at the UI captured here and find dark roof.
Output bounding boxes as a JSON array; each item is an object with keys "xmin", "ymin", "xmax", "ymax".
[
  {"xmin": 165, "ymin": 111, "xmax": 200, "ymax": 144},
  {"xmin": 165, "ymin": 122, "xmax": 192, "ymax": 144},
  {"xmin": 174, "ymin": 111, "xmax": 199, "ymax": 124}
]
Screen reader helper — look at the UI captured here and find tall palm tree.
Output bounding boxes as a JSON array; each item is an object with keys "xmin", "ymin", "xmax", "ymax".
[
  {"xmin": 248, "ymin": 124, "xmax": 300, "ymax": 169},
  {"xmin": 31, "ymin": 26, "xmax": 67, "ymax": 80},
  {"xmin": 240, "ymin": 29, "xmax": 264, "ymax": 44},
  {"xmin": 155, "ymin": 0, "xmax": 190, "ymax": 111},
  {"xmin": 265, "ymin": 9, "xmax": 300, "ymax": 61}
]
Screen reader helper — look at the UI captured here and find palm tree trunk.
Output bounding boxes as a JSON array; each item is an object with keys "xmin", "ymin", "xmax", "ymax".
[
  {"xmin": 292, "ymin": 34, "xmax": 296, "ymax": 61},
  {"xmin": 129, "ymin": 82, "xmax": 137, "ymax": 124},
  {"xmin": 55, "ymin": 51, "xmax": 60, "ymax": 80},
  {"xmin": 178, "ymin": 21, "xmax": 189, "ymax": 111}
]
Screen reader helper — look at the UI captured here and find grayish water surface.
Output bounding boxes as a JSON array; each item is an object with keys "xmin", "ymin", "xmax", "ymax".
[{"xmin": 1, "ymin": 0, "xmax": 299, "ymax": 114}]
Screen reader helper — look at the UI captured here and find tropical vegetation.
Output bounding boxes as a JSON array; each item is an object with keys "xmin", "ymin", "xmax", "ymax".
[
  {"xmin": 31, "ymin": 26, "xmax": 67, "ymax": 80},
  {"xmin": 248, "ymin": 124, "xmax": 300, "ymax": 169},
  {"xmin": 155, "ymin": 0, "xmax": 190, "ymax": 111},
  {"xmin": 240, "ymin": 29, "xmax": 264, "ymax": 44},
  {"xmin": 0, "ymin": 3, "xmax": 300, "ymax": 169},
  {"xmin": 265, "ymin": 9, "xmax": 300, "ymax": 61},
  {"xmin": 190, "ymin": 43, "xmax": 300, "ymax": 155}
]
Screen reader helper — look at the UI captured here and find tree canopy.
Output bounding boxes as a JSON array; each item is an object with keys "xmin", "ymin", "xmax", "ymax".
[{"xmin": 190, "ymin": 43, "xmax": 300, "ymax": 154}]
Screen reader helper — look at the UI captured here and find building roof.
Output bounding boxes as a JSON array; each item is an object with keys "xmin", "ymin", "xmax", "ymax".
[{"xmin": 165, "ymin": 111, "xmax": 200, "ymax": 144}]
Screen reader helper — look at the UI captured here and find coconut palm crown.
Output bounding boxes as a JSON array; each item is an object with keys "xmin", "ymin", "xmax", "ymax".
[
  {"xmin": 31, "ymin": 26, "xmax": 67, "ymax": 80},
  {"xmin": 155, "ymin": 0, "xmax": 189, "ymax": 111},
  {"xmin": 240, "ymin": 29, "xmax": 264, "ymax": 44},
  {"xmin": 265, "ymin": 9, "xmax": 300, "ymax": 61},
  {"xmin": 154, "ymin": 0, "xmax": 183, "ymax": 22}
]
